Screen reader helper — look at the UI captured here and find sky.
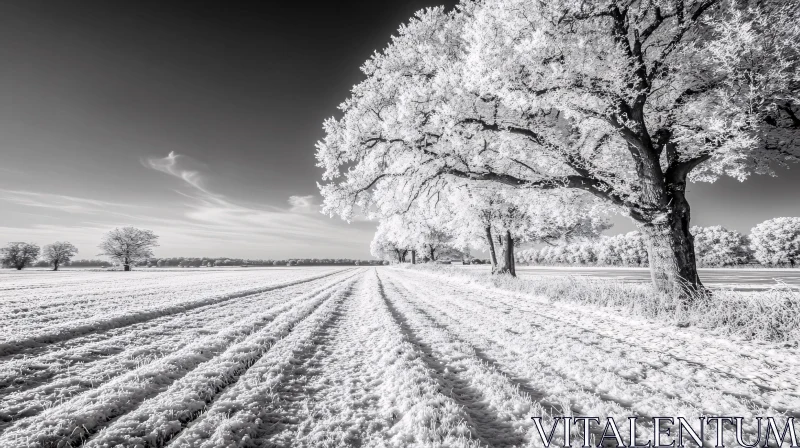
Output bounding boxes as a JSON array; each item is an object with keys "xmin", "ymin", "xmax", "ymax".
[{"xmin": 0, "ymin": 1, "xmax": 798, "ymax": 260}]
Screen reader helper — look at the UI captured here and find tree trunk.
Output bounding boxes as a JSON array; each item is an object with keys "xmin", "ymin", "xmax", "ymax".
[
  {"xmin": 494, "ymin": 232, "xmax": 516, "ymax": 276},
  {"xmin": 411, "ymin": 250, "xmax": 416, "ymax": 264},
  {"xmin": 15, "ymin": 266, "xmax": 22, "ymax": 270},
  {"xmin": 503, "ymin": 230, "xmax": 516, "ymax": 277},
  {"xmin": 428, "ymin": 245, "xmax": 436, "ymax": 261},
  {"xmin": 53, "ymin": 262, "xmax": 59, "ymax": 271},
  {"xmin": 495, "ymin": 234, "xmax": 508, "ymax": 273},
  {"xmin": 124, "ymin": 264, "xmax": 131, "ymax": 271},
  {"xmin": 637, "ymin": 193, "xmax": 703, "ymax": 298},
  {"xmin": 485, "ymin": 226, "xmax": 498, "ymax": 271},
  {"xmin": 635, "ymin": 147, "xmax": 704, "ymax": 299}
]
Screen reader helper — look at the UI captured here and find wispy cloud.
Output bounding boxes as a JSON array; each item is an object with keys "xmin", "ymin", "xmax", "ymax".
[
  {"xmin": 0, "ymin": 189, "xmax": 131, "ymax": 214},
  {"xmin": 142, "ymin": 151, "xmax": 211, "ymax": 195},
  {"xmin": 140, "ymin": 151, "xmax": 375, "ymax": 253}
]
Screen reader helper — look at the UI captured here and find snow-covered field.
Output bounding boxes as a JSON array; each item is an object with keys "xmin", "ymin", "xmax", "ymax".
[{"xmin": 1, "ymin": 267, "xmax": 798, "ymax": 447}]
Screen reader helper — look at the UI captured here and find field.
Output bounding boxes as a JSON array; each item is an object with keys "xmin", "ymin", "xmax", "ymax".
[{"xmin": 1, "ymin": 267, "xmax": 798, "ymax": 448}]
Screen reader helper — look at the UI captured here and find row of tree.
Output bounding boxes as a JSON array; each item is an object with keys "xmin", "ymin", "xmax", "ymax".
[
  {"xmin": 1, "ymin": 227, "xmax": 387, "ymax": 270},
  {"xmin": 519, "ymin": 219, "xmax": 800, "ymax": 268},
  {"xmin": 0, "ymin": 227, "xmax": 159, "ymax": 271},
  {"xmin": 316, "ymin": 0, "xmax": 799, "ymax": 301},
  {"xmin": 367, "ymin": 187, "xmax": 607, "ymax": 278}
]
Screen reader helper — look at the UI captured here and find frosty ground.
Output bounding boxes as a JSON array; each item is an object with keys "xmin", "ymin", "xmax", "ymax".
[{"xmin": 0, "ymin": 267, "xmax": 798, "ymax": 448}]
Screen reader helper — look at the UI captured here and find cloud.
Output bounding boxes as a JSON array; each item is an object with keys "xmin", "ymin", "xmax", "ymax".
[
  {"xmin": 142, "ymin": 151, "xmax": 212, "ymax": 195},
  {"xmin": 139, "ymin": 152, "xmax": 375, "ymax": 253},
  {"xmin": 287, "ymin": 195, "xmax": 317, "ymax": 213},
  {"xmin": 0, "ymin": 189, "xmax": 131, "ymax": 214}
]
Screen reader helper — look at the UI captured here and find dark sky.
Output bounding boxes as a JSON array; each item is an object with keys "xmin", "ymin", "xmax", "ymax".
[
  {"xmin": 0, "ymin": 0, "xmax": 797, "ymax": 258},
  {"xmin": 0, "ymin": 0, "xmax": 458, "ymax": 258}
]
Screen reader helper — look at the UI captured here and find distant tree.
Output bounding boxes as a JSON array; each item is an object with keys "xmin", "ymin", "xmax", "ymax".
[
  {"xmin": 42, "ymin": 241, "xmax": 78, "ymax": 271},
  {"xmin": 69, "ymin": 259, "xmax": 112, "ymax": 268},
  {"xmin": 98, "ymin": 227, "xmax": 159, "ymax": 271},
  {"xmin": 1, "ymin": 242, "xmax": 41, "ymax": 270},
  {"xmin": 750, "ymin": 218, "xmax": 800, "ymax": 267},
  {"xmin": 691, "ymin": 226, "xmax": 751, "ymax": 267}
]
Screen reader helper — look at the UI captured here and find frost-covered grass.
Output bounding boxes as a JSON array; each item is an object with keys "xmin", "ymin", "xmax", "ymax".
[{"xmin": 408, "ymin": 264, "xmax": 800, "ymax": 344}]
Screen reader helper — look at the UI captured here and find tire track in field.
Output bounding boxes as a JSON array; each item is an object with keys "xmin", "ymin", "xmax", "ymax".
[
  {"xmin": 384, "ymin": 273, "xmax": 570, "ymax": 415},
  {"xmin": 0, "ymin": 268, "xmax": 352, "ymax": 360},
  {"xmin": 377, "ymin": 273, "xmax": 535, "ymax": 448},
  {"xmin": 0, "ymin": 269, "xmax": 358, "ymax": 402},
  {"xmin": 0, "ymin": 270, "xmax": 319, "ymax": 328},
  {"xmin": 0, "ymin": 272, "xmax": 245, "ymax": 318},
  {"xmin": 0, "ymin": 287, "xmax": 278, "ymax": 399},
  {"xmin": 0, "ymin": 274, "xmax": 356, "ymax": 431},
  {"xmin": 166, "ymin": 276, "xmax": 360, "ymax": 448},
  {"xmin": 259, "ymin": 274, "xmax": 387, "ymax": 447},
  {"xmin": 245, "ymin": 291, "xmax": 353, "ymax": 446},
  {"xmin": 0, "ymin": 273, "xmax": 361, "ymax": 448},
  {"xmin": 80, "ymin": 272, "xmax": 363, "ymax": 448},
  {"xmin": 384, "ymin": 271, "xmax": 634, "ymax": 418}
]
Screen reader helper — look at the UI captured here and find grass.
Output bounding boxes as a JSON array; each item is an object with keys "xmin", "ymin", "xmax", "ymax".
[{"xmin": 403, "ymin": 264, "xmax": 800, "ymax": 344}]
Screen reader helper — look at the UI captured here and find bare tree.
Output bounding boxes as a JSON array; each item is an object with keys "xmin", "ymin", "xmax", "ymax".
[
  {"xmin": 42, "ymin": 241, "xmax": 78, "ymax": 271},
  {"xmin": 98, "ymin": 227, "xmax": 159, "ymax": 271},
  {"xmin": 1, "ymin": 242, "xmax": 41, "ymax": 270}
]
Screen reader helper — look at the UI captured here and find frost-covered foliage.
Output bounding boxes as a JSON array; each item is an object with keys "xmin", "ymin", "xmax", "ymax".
[
  {"xmin": 370, "ymin": 218, "xmax": 413, "ymax": 263},
  {"xmin": 691, "ymin": 226, "xmax": 752, "ymax": 266},
  {"xmin": 98, "ymin": 227, "xmax": 159, "ymax": 271},
  {"xmin": 519, "ymin": 232, "xmax": 649, "ymax": 267},
  {"xmin": 364, "ymin": 178, "xmax": 607, "ymax": 269},
  {"xmin": 318, "ymin": 2, "xmax": 798, "ymax": 218},
  {"xmin": 0, "ymin": 242, "xmax": 40, "ymax": 270},
  {"xmin": 41, "ymin": 241, "xmax": 78, "ymax": 271},
  {"xmin": 750, "ymin": 217, "xmax": 800, "ymax": 266}
]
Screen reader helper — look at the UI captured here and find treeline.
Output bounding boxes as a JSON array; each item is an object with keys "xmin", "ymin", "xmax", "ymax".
[
  {"xmin": 32, "ymin": 259, "xmax": 113, "ymax": 268},
  {"xmin": 16, "ymin": 256, "xmax": 384, "ymax": 269},
  {"xmin": 2, "ymin": 226, "xmax": 385, "ymax": 271},
  {"xmin": 137, "ymin": 257, "xmax": 385, "ymax": 267},
  {"xmin": 518, "ymin": 221, "xmax": 799, "ymax": 268}
]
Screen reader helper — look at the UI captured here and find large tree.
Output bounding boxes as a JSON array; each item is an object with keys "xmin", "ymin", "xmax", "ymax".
[
  {"xmin": 98, "ymin": 227, "xmax": 159, "ymax": 271},
  {"xmin": 317, "ymin": 1, "xmax": 799, "ymax": 299},
  {"xmin": 750, "ymin": 217, "xmax": 800, "ymax": 267},
  {"xmin": 0, "ymin": 242, "xmax": 40, "ymax": 270},
  {"xmin": 42, "ymin": 241, "xmax": 78, "ymax": 271}
]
